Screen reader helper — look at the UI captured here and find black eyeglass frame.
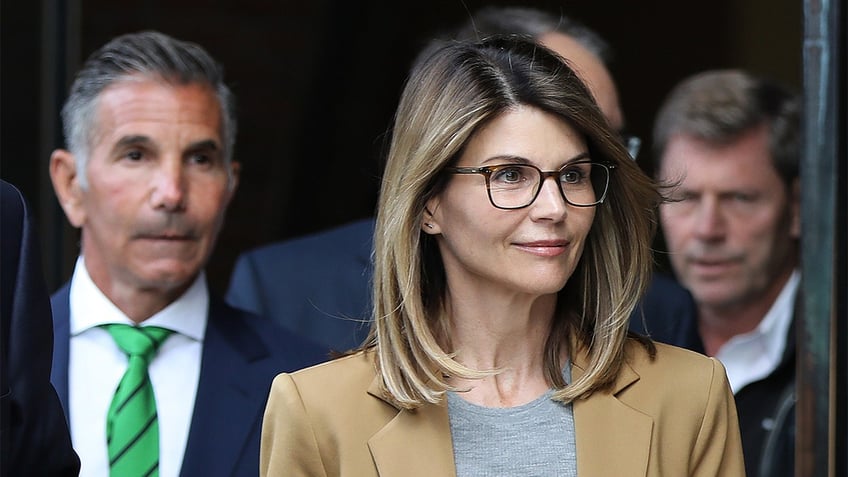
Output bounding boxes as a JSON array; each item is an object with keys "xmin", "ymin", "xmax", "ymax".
[{"xmin": 444, "ymin": 160, "xmax": 615, "ymax": 210}]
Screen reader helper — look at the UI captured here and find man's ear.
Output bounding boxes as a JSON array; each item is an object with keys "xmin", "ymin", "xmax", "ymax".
[
  {"xmin": 789, "ymin": 178, "xmax": 800, "ymax": 239},
  {"xmin": 49, "ymin": 149, "xmax": 86, "ymax": 228},
  {"xmin": 227, "ymin": 160, "xmax": 241, "ymax": 198}
]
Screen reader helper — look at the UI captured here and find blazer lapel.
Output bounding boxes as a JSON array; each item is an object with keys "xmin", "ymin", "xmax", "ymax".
[
  {"xmin": 49, "ymin": 284, "xmax": 72, "ymax": 417},
  {"xmin": 180, "ymin": 298, "xmax": 272, "ymax": 476},
  {"xmin": 366, "ymin": 379, "xmax": 457, "ymax": 477},
  {"xmin": 361, "ymin": 347, "xmax": 653, "ymax": 477},
  {"xmin": 572, "ymin": 357, "xmax": 652, "ymax": 477}
]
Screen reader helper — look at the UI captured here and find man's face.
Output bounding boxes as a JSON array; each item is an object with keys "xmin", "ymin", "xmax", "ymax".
[
  {"xmin": 658, "ymin": 125, "xmax": 799, "ymax": 313},
  {"xmin": 57, "ymin": 78, "xmax": 238, "ymax": 298}
]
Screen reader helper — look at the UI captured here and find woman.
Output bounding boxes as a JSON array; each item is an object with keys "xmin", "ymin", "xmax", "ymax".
[{"xmin": 261, "ymin": 36, "xmax": 744, "ymax": 476}]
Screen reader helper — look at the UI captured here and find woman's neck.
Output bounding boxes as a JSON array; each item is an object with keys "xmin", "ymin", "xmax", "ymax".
[{"xmin": 446, "ymin": 290, "xmax": 558, "ymax": 407}]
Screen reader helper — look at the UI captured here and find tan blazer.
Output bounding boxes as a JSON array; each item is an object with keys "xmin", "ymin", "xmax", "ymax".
[{"xmin": 261, "ymin": 341, "xmax": 745, "ymax": 476}]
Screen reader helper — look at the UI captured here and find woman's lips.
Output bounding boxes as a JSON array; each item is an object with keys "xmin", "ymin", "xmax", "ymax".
[{"xmin": 513, "ymin": 240, "xmax": 569, "ymax": 257}]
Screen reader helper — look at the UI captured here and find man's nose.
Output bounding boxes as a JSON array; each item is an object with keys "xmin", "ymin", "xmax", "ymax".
[
  {"xmin": 693, "ymin": 196, "xmax": 726, "ymax": 240},
  {"xmin": 149, "ymin": 160, "xmax": 186, "ymax": 211}
]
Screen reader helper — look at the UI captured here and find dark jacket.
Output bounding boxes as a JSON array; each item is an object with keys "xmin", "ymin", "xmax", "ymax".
[
  {"xmin": 50, "ymin": 282, "xmax": 327, "ymax": 477},
  {"xmin": 1, "ymin": 180, "xmax": 80, "ymax": 476},
  {"xmin": 226, "ymin": 218, "xmax": 374, "ymax": 354}
]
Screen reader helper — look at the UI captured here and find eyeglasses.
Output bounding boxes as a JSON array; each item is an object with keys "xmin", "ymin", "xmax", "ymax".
[{"xmin": 444, "ymin": 160, "xmax": 614, "ymax": 210}]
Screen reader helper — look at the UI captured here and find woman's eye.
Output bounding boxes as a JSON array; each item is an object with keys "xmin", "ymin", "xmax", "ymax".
[
  {"xmin": 492, "ymin": 167, "xmax": 525, "ymax": 184},
  {"xmin": 561, "ymin": 169, "xmax": 583, "ymax": 184}
]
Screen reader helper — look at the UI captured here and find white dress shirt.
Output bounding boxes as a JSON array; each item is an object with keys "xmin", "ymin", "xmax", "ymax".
[
  {"xmin": 716, "ymin": 270, "xmax": 799, "ymax": 394},
  {"xmin": 68, "ymin": 257, "xmax": 206, "ymax": 477}
]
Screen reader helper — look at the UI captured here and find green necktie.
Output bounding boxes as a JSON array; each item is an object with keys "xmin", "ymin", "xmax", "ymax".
[{"xmin": 102, "ymin": 324, "xmax": 174, "ymax": 477}]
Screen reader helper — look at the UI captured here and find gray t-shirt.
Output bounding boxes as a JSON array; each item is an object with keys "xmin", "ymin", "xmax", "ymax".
[{"xmin": 447, "ymin": 376, "xmax": 577, "ymax": 477}]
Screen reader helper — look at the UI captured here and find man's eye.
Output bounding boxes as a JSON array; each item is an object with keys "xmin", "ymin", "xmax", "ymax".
[
  {"xmin": 190, "ymin": 153, "xmax": 210, "ymax": 164},
  {"xmin": 189, "ymin": 152, "xmax": 217, "ymax": 165},
  {"xmin": 669, "ymin": 192, "xmax": 697, "ymax": 203},
  {"xmin": 731, "ymin": 193, "xmax": 756, "ymax": 203},
  {"xmin": 125, "ymin": 150, "xmax": 143, "ymax": 161}
]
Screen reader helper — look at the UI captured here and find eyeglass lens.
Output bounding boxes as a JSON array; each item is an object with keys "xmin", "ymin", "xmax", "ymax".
[{"xmin": 487, "ymin": 163, "xmax": 608, "ymax": 208}]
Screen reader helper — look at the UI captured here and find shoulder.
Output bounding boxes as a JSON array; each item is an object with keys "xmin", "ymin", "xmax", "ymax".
[
  {"xmin": 283, "ymin": 351, "xmax": 377, "ymax": 395},
  {"xmin": 265, "ymin": 351, "xmax": 396, "ymax": 437},
  {"xmin": 633, "ymin": 273, "xmax": 698, "ymax": 334},
  {"xmin": 1, "ymin": 180, "xmax": 25, "ymax": 225},
  {"xmin": 1, "ymin": 181, "xmax": 27, "ymax": 277},
  {"xmin": 626, "ymin": 340, "xmax": 723, "ymax": 383},
  {"xmin": 239, "ymin": 218, "xmax": 374, "ymax": 262},
  {"xmin": 268, "ymin": 351, "xmax": 390, "ymax": 417},
  {"xmin": 262, "ymin": 351, "xmax": 400, "ymax": 475},
  {"xmin": 604, "ymin": 341, "xmax": 744, "ymax": 474},
  {"xmin": 207, "ymin": 296, "xmax": 328, "ymax": 368},
  {"xmin": 621, "ymin": 339, "xmax": 731, "ymax": 408}
]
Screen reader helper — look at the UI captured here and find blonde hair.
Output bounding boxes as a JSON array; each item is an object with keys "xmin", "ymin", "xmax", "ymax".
[{"xmin": 369, "ymin": 36, "xmax": 659, "ymax": 409}]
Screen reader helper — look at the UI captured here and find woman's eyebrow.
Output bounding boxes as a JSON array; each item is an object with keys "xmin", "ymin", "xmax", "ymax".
[
  {"xmin": 478, "ymin": 155, "xmax": 531, "ymax": 165},
  {"xmin": 563, "ymin": 151, "xmax": 591, "ymax": 164}
]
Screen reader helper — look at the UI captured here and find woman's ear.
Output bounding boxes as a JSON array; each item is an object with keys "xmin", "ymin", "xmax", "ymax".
[
  {"xmin": 49, "ymin": 149, "xmax": 86, "ymax": 228},
  {"xmin": 421, "ymin": 200, "xmax": 442, "ymax": 235}
]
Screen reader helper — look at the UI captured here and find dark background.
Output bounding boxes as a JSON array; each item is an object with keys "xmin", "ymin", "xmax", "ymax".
[{"xmin": 1, "ymin": 0, "xmax": 802, "ymax": 294}]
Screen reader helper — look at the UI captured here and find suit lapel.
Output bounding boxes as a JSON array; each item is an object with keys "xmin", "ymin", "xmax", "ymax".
[
  {"xmin": 572, "ymin": 356, "xmax": 652, "ymax": 476},
  {"xmin": 49, "ymin": 284, "xmax": 72, "ymax": 418},
  {"xmin": 179, "ymin": 298, "xmax": 271, "ymax": 477},
  {"xmin": 366, "ymin": 379, "xmax": 457, "ymax": 477}
]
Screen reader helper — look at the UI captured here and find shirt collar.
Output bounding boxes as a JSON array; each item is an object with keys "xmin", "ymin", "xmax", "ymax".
[
  {"xmin": 69, "ymin": 256, "xmax": 208, "ymax": 341},
  {"xmin": 716, "ymin": 270, "xmax": 799, "ymax": 392},
  {"xmin": 756, "ymin": 270, "xmax": 799, "ymax": 362}
]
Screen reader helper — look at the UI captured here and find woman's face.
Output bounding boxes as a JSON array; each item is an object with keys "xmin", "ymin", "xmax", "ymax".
[{"xmin": 424, "ymin": 105, "xmax": 596, "ymax": 300}]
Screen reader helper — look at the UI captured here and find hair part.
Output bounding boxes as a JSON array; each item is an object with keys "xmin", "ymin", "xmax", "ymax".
[
  {"xmin": 457, "ymin": 5, "xmax": 613, "ymax": 64},
  {"xmin": 412, "ymin": 6, "xmax": 614, "ymax": 82},
  {"xmin": 60, "ymin": 30, "xmax": 237, "ymax": 188},
  {"xmin": 368, "ymin": 36, "xmax": 659, "ymax": 409}
]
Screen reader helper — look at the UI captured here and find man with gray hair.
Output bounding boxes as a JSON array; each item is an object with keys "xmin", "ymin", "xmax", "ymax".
[
  {"xmin": 48, "ymin": 31, "xmax": 324, "ymax": 477},
  {"xmin": 650, "ymin": 69, "xmax": 800, "ymax": 477}
]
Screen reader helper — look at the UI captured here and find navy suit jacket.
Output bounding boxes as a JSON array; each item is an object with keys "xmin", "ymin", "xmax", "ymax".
[
  {"xmin": 627, "ymin": 272, "xmax": 700, "ymax": 341},
  {"xmin": 1, "ymin": 180, "xmax": 80, "ymax": 476},
  {"xmin": 227, "ymin": 217, "xmax": 699, "ymax": 355},
  {"xmin": 227, "ymin": 219, "xmax": 374, "ymax": 353},
  {"xmin": 50, "ymin": 282, "xmax": 326, "ymax": 477}
]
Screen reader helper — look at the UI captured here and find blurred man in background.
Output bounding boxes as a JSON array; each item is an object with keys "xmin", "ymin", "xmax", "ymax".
[{"xmin": 651, "ymin": 69, "xmax": 800, "ymax": 477}]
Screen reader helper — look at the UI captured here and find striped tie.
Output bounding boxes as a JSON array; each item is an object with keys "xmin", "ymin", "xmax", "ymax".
[{"xmin": 102, "ymin": 324, "xmax": 174, "ymax": 477}]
